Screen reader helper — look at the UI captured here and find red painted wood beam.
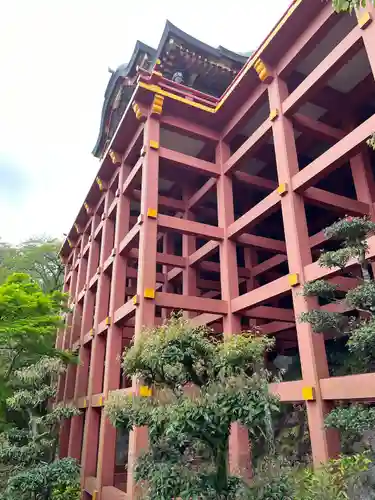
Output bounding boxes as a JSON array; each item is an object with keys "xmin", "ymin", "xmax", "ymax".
[
  {"xmin": 304, "ymin": 187, "xmax": 370, "ymax": 215},
  {"xmin": 187, "ymin": 178, "xmax": 217, "ymax": 210},
  {"xmin": 123, "ymin": 123, "xmax": 144, "ymax": 164},
  {"xmin": 157, "ymin": 214, "xmax": 224, "ymax": 240},
  {"xmin": 155, "ymin": 291, "xmax": 228, "ymax": 314},
  {"xmin": 161, "ymin": 115, "xmax": 219, "ymax": 142},
  {"xmin": 189, "ymin": 241, "xmax": 220, "ymax": 266},
  {"xmin": 113, "ymin": 299, "xmax": 136, "ymax": 324},
  {"xmin": 269, "ymin": 381, "xmax": 304, "ymax": 402},
  {"xmin": 320, "ymin": 373, "xmax": 375, "ymax": 401},
  {"xmin": 159, "ymin": 147, "xmax": 219, "ymax": 177},
  {"xmin": 276, "ymin": 2, "xmax": 336, "ymax": 77},
  {"xmin": 224, "ymin": 119, "xmax": 273, "ymax": 175},
  {"xmin": 132, "ymin": 189, "xmax": 185, "ymax": 211},
  {"xmin": 227, "ymin": 190, "xmax": 280, "ymax": 238},
  {"xmin": 231, "ymin": 275, "xmax": 291, "ymax": 312},
  {"xmin": 236, "ymin": 234, "xmax": 286, "ymax": 253},
  {"xmin": 118, "ymin": 224, "xmax": 140, "ymax": 255},
  {"xmin": 247, "ymin": 306, "xmax": 295, "ymax": 322},
  {"xmin": 292, "ymin": 113, "xmax": 345, "ymax": 143},
  {"xmin": 122, "ymin": 157, "xmax": 143, "ymax": 195},
  {"xmin": 259, "ymin": 321, "xmax": 295, "ymax": 335},
  {"xmin": 283, "ymin": 25, "xmax": 363, "ymax": 115},
  {"xmin": 221, "ymin": 85, "xmax": 267, "ymax": 140},
  {"xmin": 292, "ymin": 113, "xmax": 375, "ymax": 192},
  {"xmin": 233, "ymin": 171, "xmax": 277, "ymax": 191},
  {"xmin": 128, "ymin": 248, "xmax": 186, "ymax": 268},
  {"xmin": 252, "ymin": 254, "xmax": 288, "ymax": 276},
  {"xmin": 190, "ymin": 313, "xmax": 223, "ymax": 327},
  {"xmin": 200, "ymin": 260, "xmax": 251, "ymax": 278}
]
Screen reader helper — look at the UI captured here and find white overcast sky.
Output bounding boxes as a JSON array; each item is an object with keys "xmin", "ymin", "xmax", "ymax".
[{"xmin": 0, "ymin": 0, "xmax": 290, "ymax": 244}]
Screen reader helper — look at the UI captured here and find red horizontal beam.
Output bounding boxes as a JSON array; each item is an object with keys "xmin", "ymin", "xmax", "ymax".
[
  {"xmin": 158, "ymin": 214, "xmax": 224, "ymax": 240},
  {"xmin": 155, "ymin": 292, "xmax": 228, "ymax": 314},
  {"xmin": 260, "ymin": 321, "xmax": 295, "ymax": 335},
  {"xmin": 320, "ymin": 373, "xmax": 375, "ymax": 401},
  {"xmin": 224, "ymin": 119, "xmax": 273, "ymax": 174},
  {"xmin": 233, "ymin": 171, "xmax": 277, "ymax": 191},
  {"xmin": 113, "ymin": 299, "xmax": 136, "ymax": 324},
  {"xmin": 236, "ymin": 234, "xmax": 286, "ymax": 253},
  {"xmin": 247, "ymin": 306, "xmax": 295, "ymax": 322},
  {"xmin": 221, "ymin": 85, "xmax": 267, "ymax": 140},
  {"xmin": 161, "ymin": 115, "xmax": 219, "ymax": 142},
  {"xmin": 292, "ymin": 113, "xmax": 345, "ymax": 142},
  {"xmin": 276, "ymin": 1, "xmax": 335, "ymax": 76},
  {"xmin": 231, "ymin": 275, "xmax": 290, "ymax": 312},
  {"xmin": 283, "ymin": 25, "xmax": 363, "ymax": 115},
  {"xmin": 228, "ymin": 190, "xmax": 280, "ymax": 238},
  {"xmin": 253, "ymin": 254, "xmax": 288, "ymax": 276},
  {"xmin": 159, "ymin": 147, "xmax": 219, "ymax": 177},
  {"xmin": 118, "ymin": 224, "xmax": 140, "ymax": 254},
  {"xmin": 189, "ymin": 241, "xmax": 220, "ymax": 267},
  {"xmin": 128, "ymin": 248, "xmax": 186, "ymax": 268},
  {"xmin": 304, "ymin": 187, "xmax": 370, "ymax": 215},
  {"xmin": 187, "ymin": 178, "xmax": 217, "ymax": 210},
  {"xmin": 132, "ymin": 190, "xmax": 185, "ymax": 211},
  {"xmin": 122, "ymin": 157, "xmax": 143, "ymax": 195},
  {"xmin": 292, "ymin": 113, "xmax": 375, "ymax": 192},
  {"xmin": 269, "ymin": 380, "xmax": 303, "ymax": 402},
  {"xmin": 190, "ymin": 313, "xmax": 223, "ymax": 327}
]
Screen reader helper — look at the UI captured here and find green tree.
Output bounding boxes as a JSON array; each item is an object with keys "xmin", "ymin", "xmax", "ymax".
[
  {"xmin": 299, "ymin": 216, "xmax": 375, "ymax": 449},
  {"xmin": 0, "ymin": 273, "xmax": 69, "ymax": 430},
  {"xmin": 0, "ymin": 356, "xmax": 80, "ymax": 499},
  {"xmin": 0, "ymin": 237, "xmax": 64, "ymax": 293},
  {"xmin": 332, "ymin": 0, "xmax": 375, "ymax": 12},
  {"xmin": 105, "ymin": 315, "xmax": 279, "ymax": 499}
]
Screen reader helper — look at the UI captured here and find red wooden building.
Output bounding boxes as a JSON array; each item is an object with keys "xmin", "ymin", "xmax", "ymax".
[{"xmin": 58, "ymin": 1, "xmax": 375, "ymax": 498}]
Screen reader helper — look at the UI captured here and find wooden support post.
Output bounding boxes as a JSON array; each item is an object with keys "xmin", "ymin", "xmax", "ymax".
[
  {"xmin": 268, "ymin": 76, "xmax": 340, "ymax": 466},
  {"xmin": 183, "ymin": 186, "xmax": 198, "ymax": 319},
  {"xmin": 216, "ymin": 141, "xmax": 252, "ymax": 480},
  {"xmin": 96, "ymin": 162, "xmax": 132, "ymax": 495},
  {"xmin": 127, "ymin": 114, "xmax": 160, "ymax": 497},
  {"xmin": 81, "ymin": 195, "xmax": 113, "ymax": 483}
]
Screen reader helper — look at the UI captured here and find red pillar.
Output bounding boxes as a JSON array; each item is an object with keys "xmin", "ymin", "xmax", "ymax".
[
  {"xmin": 182, "ymin": 186, "xmax": 198, "ymax": 319},
  {"xmin": 96, "ymin": 162, "xmax": 132, "ymax": 494},
  {"xmin": 216, "ymin": 141, "xmax": 252, "ymax": 479},
  {"xmin": 81, "ymin": 191, "xmax": 114, "ymax": 483},
  {"xmin": 268, "ymin": 75, "xmax": 340, "ymax": 465},
  {"xmin": 127, "ymin": 113, "xmax": 160, "ymax": 497}
]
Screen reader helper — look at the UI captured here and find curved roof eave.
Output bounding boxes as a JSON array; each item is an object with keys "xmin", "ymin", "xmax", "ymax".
[
  {"xmin": 153, "ymin": 20, "xmax": 247, "ymax": 68},
  {"xmin": 92, "ymin": 40, "xmax": 156, "ymax": 157}
]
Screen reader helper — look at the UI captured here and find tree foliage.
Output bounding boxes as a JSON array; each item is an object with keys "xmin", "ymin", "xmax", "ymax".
[
  {"xmin": 105, "ymin": 315, "xmax": 279, "ymax": 499},
  {"xmin": 0, "ymin": 356, "xmax": 80, "ymax": 499},
  {"xmin": 0, "ymin": 273, "xmax": 69, "ymax": 430},
  {"xmin": 299, "ymin": 216, "xmax": 375, "ymax": 450},
  {"xmin": 0, "ymin": 237, "xmax": 64, "ymax": 293},
  {"xmin": 331, "ymin": 0, "xmax": 375, "ymax": 13}
]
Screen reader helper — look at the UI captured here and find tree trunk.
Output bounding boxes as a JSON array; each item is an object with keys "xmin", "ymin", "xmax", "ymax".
[{"xmin": 214, "ymin": 444, "xmax": 229, "ymax": 496}]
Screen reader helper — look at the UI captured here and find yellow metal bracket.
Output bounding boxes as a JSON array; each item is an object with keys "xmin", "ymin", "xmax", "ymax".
[
  {"xmin": 269, "ymin": 109, "xmax": 279, "ymax": 121},
  {"xmin": 105, "ymin": 316, "xmax": 111, "ymax": 326},
  {"xmin": 144, "ymin": 288, "xmax": 155, "ymax": 299},
  {"xmin": 288, "ymin": 273, "xmax": 300, "ymax": 287},
  {"xmin": 277, "ymin": 183, "xmax": 288, "ymax": 196},
  {"xmin": 109, "ymin": 149, "xmax": 122, "ymax": 165},
  {"xmin": 302, "ymin": 386, "xmax": 315, "ymax": 401},
  {"xmin": 254, "ymin": 58, "xmax": 273, "ymax": 83},
  {"xmin": 151, "ymin": 94, "xmax": 164, "ymax": 116},
  {"xmin": 132, "ymin": 294, "xmax": 139, "ymax": 305},
  {"xmin": 149, "ymin": 139, "xmax": 159, "ymax": 150},
  {"xmin": 358, "ymin": 11, "xmax": 372, "ymax": 29},
  {"xmin": 147, "ymin": 208, "xmax": 158, "ymax": 219}
]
